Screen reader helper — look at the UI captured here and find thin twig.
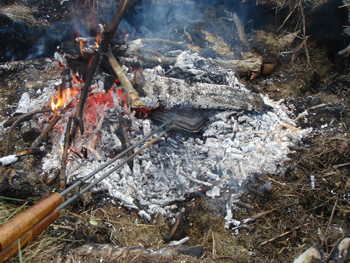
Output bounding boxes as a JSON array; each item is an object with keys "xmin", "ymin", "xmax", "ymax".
[
  {"xmin": 299, "ymin": 0, "xmax": 311, "ymax": 65},
  {"xmin": 333, "ymin": 162, "xmax": 350, "ymax": 168},
  {"xmin": 106, "ymin": 219, "xmax": 165, "ymax": 227},
  {"xmin": 259, "ymin": 223, "xmax": 310, "ymax": 246},
  {"xmin": 322, "ymin": 200, "xmax": 338, "ymax": 246},
  {"xmin": 277, "ymin": 2, "xmax": 299, "ymax": 32}
]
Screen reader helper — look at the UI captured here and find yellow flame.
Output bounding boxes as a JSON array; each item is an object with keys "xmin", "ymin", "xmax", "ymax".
[{"xmin": 51, "ymin": 95, "xmax": 61, "ymax": 111}]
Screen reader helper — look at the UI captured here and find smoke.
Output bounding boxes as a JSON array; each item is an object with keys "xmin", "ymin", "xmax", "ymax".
[{"xmin": 123, "ymin": 0, "xmax": 205, "ymax": 40}]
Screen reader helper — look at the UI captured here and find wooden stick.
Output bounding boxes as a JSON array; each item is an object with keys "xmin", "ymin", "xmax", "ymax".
[
  {"xmin": 32, "ymin": 97, "xmax": 77, "ymax": 148},
  {"xmin": 59, "ymin": 117, "xmax": 72, "ymax": 191},
  {"xmin": 5, "ymin": 109, "xmax": 52, "ymax": 155},
  {"xmin": 259, "ymin": 223, "xmax": 310, "ymax": 246},
  {"xmin": 107, "ymin": 47, "xmax": 145, "ymax": 108}
]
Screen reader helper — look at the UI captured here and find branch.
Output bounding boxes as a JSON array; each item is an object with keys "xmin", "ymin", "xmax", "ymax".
[{"xmin": 107, "ymin": 47, "xmax": 145, "ymax": 108}]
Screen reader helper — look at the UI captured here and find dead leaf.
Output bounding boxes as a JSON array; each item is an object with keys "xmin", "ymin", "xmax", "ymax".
[{"xmin": 337, "ymin": 141, "xmax": 348, "ymax": 154}]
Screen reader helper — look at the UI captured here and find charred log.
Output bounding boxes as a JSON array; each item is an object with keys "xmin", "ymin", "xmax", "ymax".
[{"xmin": 132, "ymin": 71, "xmax": 266, "ymax": 113}]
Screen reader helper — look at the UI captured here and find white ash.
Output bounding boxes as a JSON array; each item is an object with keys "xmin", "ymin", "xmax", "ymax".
[
  {"xmin": 15, "ymin": 92, "xmax": 31, "ymax": 115},
  {"xmin": 0, "ymin": 155, "xmax": 18, "ymax": 166},
  {"xmin": 40, "ymin": 99, "xmax": 311, "ymax": 217}
]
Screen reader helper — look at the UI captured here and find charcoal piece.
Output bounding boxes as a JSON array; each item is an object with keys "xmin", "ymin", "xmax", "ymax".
[{"xmin": 133, "ymin": 71, "xmax": 266, "ymax": 113}]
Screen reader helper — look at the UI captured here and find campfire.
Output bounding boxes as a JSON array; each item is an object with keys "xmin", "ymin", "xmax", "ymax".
[
  {"xmin": 0, "ymin": 0, "xmax": 309, "ymax": 222},
  {"xmin": 1, "ymin": 0, "xmax": 349, "ymax": 262}
]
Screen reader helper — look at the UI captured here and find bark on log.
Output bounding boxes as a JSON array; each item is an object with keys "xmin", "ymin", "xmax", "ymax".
[{"xmin": 132, "ymin": 71, "xmax": 266, "ymax": 113}]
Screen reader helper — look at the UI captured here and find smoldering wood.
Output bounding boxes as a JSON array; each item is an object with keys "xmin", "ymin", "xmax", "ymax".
[
  {"xmin": 46, "ymin": 168, "xmax": 60, "ymax": 185},
  {"xmin": 117, "ymin": 120, "xmax": 133, "ymax": 169},
  {"xmin": 118, "ymin": 55, "xmax": 176, "ymax": 69},
  {"xmin": 68, "ymin": 243, "xmax": 203, "ymax": 261},
  {"xmin": 138, "ymin": 38, "xmax": 186, "ymax": 48},
  {"xmin": 132, "ymin": 71, "xmax": 266, "ymax": 113},
  {"xmin": 70, "ymin": 0, "xmax": 133, "ymax": 141},
  {"xmin": 21, "ymin": 120, "xmax": 40, "ymax": 142}
]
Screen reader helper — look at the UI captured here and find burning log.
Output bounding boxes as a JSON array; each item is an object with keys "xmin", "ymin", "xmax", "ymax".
[
  {"xmin": 132, "ymin": 70, "xmax": 266, "ymax": 113},
  {"xmin": 106, "ymin": 47, "xmax": 145, "ymax": 108},
  {"xmin": 32, "ymin": 96, "xmax": 78, "ymax": 148}
]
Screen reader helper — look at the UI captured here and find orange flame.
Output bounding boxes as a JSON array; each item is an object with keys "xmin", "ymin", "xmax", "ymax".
[{"xmin": 51, "ymin": 85, "xmax": 80, "ymax": 111}]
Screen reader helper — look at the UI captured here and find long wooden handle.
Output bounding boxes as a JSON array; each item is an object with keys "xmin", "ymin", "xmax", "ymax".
[
  {"xmin": 0, "ymin": 208, "xmax": 61, "ymax": 263},
  {"xmin": 0, "ymin": 192, "xmax": 62, "ymax": 252}
]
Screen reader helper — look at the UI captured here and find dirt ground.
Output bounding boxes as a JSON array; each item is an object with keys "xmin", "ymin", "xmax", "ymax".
[{"xmin": 1, "ymin": 0, "xmax": 350, "ymax": 262}]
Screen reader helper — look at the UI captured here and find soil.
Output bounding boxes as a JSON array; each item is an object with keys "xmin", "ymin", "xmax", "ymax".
[{"xmin": 0, "ymin": 0, "xmax": 350, "ymax": 262}]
